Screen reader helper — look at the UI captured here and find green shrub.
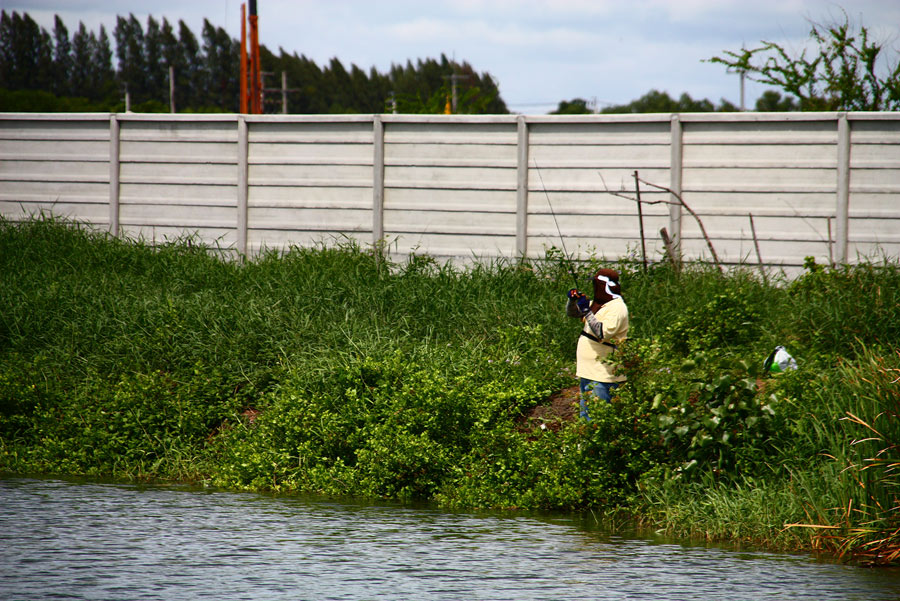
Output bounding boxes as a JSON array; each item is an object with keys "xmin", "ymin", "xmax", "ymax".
[{"xmin": 4, "ymin": 216, "xmax": 900, "ymax": 561}]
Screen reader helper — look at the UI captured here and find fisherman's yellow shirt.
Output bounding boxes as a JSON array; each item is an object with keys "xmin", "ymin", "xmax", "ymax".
[{"xmin": 576, "ymin": 297, "xmax": 629, "ymax": 383}]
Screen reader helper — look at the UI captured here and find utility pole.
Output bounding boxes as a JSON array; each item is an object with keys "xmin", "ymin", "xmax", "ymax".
[
  {"xmin": 240, "ymin": 3, "xmax": 247, "ymax": 113},
  {"xmin": 740, "ymin": 69, "xmax": 746, "ymax": 111},
  {"xmin": 261, "ymin": 71, "xmax": 299, "ymax": 113},
  {"xmin": 169, "ymin": 65, "xmax": 175, "ymax": 113},
  {"xmin": 249, "ymin": 0, "xmax": 262, "ymax": 114},
  {"xmin": 733, "ymin": 43, "xmax": 746, "ymax": 111},
  {"xmin": 443, "ymin": 72, "xmax": 470, "ymax": 113}
]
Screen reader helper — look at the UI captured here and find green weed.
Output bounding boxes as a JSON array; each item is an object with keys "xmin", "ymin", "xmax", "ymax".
[{"xmin": 2, "ymin": 216, "xmax": 900, "ymax": 562}]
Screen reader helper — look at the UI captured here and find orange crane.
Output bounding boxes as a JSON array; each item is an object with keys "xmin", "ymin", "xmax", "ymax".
[{"xmin": 240, "ymin": 1, "xmax": 262, "ymax": 114}]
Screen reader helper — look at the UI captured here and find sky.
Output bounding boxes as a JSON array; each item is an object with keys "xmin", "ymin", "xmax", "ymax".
[{"xmin": 3, "ymin": 0, "xmax": 900, "ymax": 113}]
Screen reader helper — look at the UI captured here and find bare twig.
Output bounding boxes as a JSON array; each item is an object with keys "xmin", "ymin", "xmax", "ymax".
[
  {"xmin": 599, "ymin": 170, "xmax": 723, "ymax": 272},
  {"xmin": 749, "ymin": 213, "xmax": 768, "ymax": 283},
  {"xmin": 633, "ymin": 170, "xmax": 648, "ymax": 271}
]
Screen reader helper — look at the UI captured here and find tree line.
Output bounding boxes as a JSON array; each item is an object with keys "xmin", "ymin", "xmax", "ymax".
[
  {"xmin": 0, "ymin": 10, "xmax": 507, "ymax": 114},
  {"xmin": 2, "ymin": 9, "xmax": 896, "ymax": 115}
]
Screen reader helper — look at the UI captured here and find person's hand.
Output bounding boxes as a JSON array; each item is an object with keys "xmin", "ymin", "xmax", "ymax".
[
  {"xmin": 576, "ymin": 294, "xmax": 591, "ymax": 315},
  {"xmin": 568, "ymin": 289, "xmax": 590, "ymax": 315}
]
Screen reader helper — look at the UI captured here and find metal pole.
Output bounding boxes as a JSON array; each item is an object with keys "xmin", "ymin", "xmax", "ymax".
[
  {"xmin": 249, "ymin": 0, "xmax": 261, "ymax": 114},
  {"xmin": 281, "ymin": 71, "xmax": 288, "ymax": 114},
  {"xmin": 669, "ymin": 114, "xmax": 683, "ymax": 253},
  {"xmin": 237, "ymin": 116, "xmax": 249, "ymax": 258},
  {"xmin": 373, "ymin": 115, "xmax": 385, "ymax": 255},
  {"xmin": 108, "ymin": 114, "xmax": 120, "ymax": 237},
  {"xmin": 169, "ymin": 65, "xmax": 175, "ymax": 113},
  {"xmin": 516, "ymin": 115, "xmax": 529, "ymax": 257},
  {"xmin": 836, "ymin": 112, "xmax": 850, "ymax": 264},
  {"xmin": 240, "ymin": 3, "xmax": 248, "ymax": 113}
]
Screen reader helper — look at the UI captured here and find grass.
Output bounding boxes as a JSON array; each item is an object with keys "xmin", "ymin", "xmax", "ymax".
[{"xmin": 2, "ymin": 215, "xmax": 900, "ymax": 563}]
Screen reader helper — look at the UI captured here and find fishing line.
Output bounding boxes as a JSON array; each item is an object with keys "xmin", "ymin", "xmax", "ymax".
[{"xmin": 533, "ymin": 159, "xmax": 580, "ymax": 289}]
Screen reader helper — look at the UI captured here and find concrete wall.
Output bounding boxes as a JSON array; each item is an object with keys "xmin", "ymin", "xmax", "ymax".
[{"xmin": 2, "ymin": 111, "xmax": 898, "ymax": 270}]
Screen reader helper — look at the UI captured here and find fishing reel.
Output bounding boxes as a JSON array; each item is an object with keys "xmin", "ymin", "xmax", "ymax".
[{"xmin": 567, "ymin": 289, "xmax": 591, "ymax": 314}]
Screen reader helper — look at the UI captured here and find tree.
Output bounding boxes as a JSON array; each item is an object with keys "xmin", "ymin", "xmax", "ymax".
[
  {"xmin": 709, "ymin": 11, "xmax": 900, "ymax": 111},
  {"xmin": 177, "ymin": 21, "xmax": 202, "ymax": 110},
  {"xmin": 551, "ymin": 98, "xmax": 593, "ymax": 114},
  {"xmin": 159, "ymin": 19, "xmax": 180, "ymax": 108},
  {"xmin": 115, "ymin": 15, "xmax": 147, "ymax": 101},
  {"xmin": 755, "ymin": 90, "xmax": 799, "ymax": 112},
  {"xmin": 0, "ymin": 11, "xmax": 53, "ymax": 91},
  {"xmin": 385, "ymin": 55, "xmax": 507, "ymax": 114},
  {"xmin": 70, "ymin": 23, "xmax": 91, "ymax": 98},
  {"xmin": 600, "ymin": 89, "xmax": 735, "ymax": 113},
  {"xmin": 90, "ymin": 25, "xmax": 115, "ymax": 103},
  {"xmin": 201, "ymin": 19, "xmax": 238, "ymax": 111},
  {"xmin": 144, "ymin": 16, "xmax": 166, "ymax": 105},
  {"xmin": 51, "ymin": 15, "xmax": 72, "ymax": 96}
]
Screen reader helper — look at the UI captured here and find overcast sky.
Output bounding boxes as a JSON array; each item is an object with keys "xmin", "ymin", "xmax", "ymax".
[{"xmin": 4, "ymin": 0, "xmax": 899, "ymax": 113}]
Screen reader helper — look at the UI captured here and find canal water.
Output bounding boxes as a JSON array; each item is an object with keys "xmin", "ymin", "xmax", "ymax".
[{"xmin": 1, "ymin": 477, "xmax": 898, "ymax": 600}]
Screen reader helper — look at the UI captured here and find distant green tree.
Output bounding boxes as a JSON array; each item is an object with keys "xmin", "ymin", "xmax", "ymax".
[
  {"xmin": 709, "ymin": 11, "xmax": 900, "ymax": 110},
  {"xmin": 115, "ymin": 15, "xmax": 147, "ymax": 102},
  {"xmin": 68, "ymin": 21, "xmax": 115, "ymax": 104},
  {"xmin": 159, "ymin": 19, "xmax": 180, "ymax": 108},
  {"xmin": 755, "ymin": 90, "xmax": 799, "ymax": 111},
  {"xmin": 266, "ymin": 49, "xmax": 327, "ymax": 113},
  {"xmin": 551, "ymin": 98, "xmax": 592, "ymax": 114},
  {"xmin": 51, "ymin": 15, "xmax": 72, "ymax": 96},
  {"xmin": 201, "ymin": 19, "xmax": 239, "ymax": 111},
  {"xmin": 600, "ymin": 89, "xmax": 736, "ymax": 113},
  {"xmin": 144, "ymin": 16, "xmax": 166, "ymax": 105},
  {"xmin": 383, "ymin": 55, "xmax": 506, "ymax": 114},
  {"xmin": 176, "ymin": 21, "xmax": 203, "ymax": 110},
  {"xmin": 0, "ymin": 11, "xmax": 53, "ymax": 91},
  {"xmin": 90, "ymin": 25, "xmax": 115, "ymax": 102},
  {"xmin": 70, "ymin": 23, "xmax": 91, "ymax": 98}
]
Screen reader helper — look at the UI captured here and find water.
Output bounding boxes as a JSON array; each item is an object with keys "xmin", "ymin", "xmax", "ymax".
[{"xmin": 1, "ymin": 478, "xmax": 898, "ymax": 600}]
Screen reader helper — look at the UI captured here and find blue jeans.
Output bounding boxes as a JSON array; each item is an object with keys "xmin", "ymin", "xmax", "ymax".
[{"xmin": 578, "ymin": 378, "xmax": 619, "ymax": 420}]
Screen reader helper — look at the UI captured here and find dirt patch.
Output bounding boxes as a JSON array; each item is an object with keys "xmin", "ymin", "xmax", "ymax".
[
  {"xmin": 517, "ymin": 385, "xmax": 580, "ymax": 434},
  {"xmin": 241, "ymin": 408, "xmax": 261, "ymax": 425}
]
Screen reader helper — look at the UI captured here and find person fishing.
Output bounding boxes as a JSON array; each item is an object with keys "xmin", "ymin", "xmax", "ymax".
[{"xmin": 566, "ymin": 268, "xmax": 629, "ymax": 419}]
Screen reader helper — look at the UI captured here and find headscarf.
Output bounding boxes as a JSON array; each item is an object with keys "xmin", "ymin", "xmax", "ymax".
[{"xmin": 590, "ymin": 268, "xmax": 622, "ymax": 313}]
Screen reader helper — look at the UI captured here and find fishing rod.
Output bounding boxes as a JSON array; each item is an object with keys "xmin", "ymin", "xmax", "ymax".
[{"xmin": 533, "ymin": 159, "xmax": 580, "ymax": 291}]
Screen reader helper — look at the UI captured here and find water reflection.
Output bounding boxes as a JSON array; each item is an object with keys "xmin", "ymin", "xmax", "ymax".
[{"xmin": 1, "ymin": 477, "xmax": 898, "ymax": 600}]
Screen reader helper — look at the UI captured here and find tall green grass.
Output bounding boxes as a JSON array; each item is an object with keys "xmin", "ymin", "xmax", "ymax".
[{"xmin": 2, "ymin": 216, "xmax": 900, "ymax": 562}]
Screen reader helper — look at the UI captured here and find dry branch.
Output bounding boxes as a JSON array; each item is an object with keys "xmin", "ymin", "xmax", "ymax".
[{"xmin": 599, "ymin": 171, "xmax": 723, "ymax": 272}]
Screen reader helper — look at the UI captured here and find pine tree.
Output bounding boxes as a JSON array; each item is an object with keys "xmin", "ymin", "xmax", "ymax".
[
  {"xmin": 177, "ymin": 21, "xmax": 202, "ymax": 110},
  {"xmin": 90, "ymin": 25, "xmax": 115, "ymax": 103},
  {"xmin": 51, "ymin": 15, "xmax": 72, "ymax": 96},
  {"xmin": 0, "ymin": 11, "xmax": 54, "ymax": 90},
  {"xmin": 201, "ymin": 19, "xmax": 238, "ymax": 111},
  {"xmin": 69, "ymin": 22, "xmax": 91, "ymax": 98},
  {"xmin": 144, "ymin": 16, "xmax": 166, "ymax": 105},
  {"xmin": 115, "ymin": 14, "xmax": 147, "ymax": 102}
]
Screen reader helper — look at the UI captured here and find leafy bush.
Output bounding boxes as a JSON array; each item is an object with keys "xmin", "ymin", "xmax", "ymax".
[{"xmin": 4, "ymin": 217, "xmax": 900, "ymax": 561}]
